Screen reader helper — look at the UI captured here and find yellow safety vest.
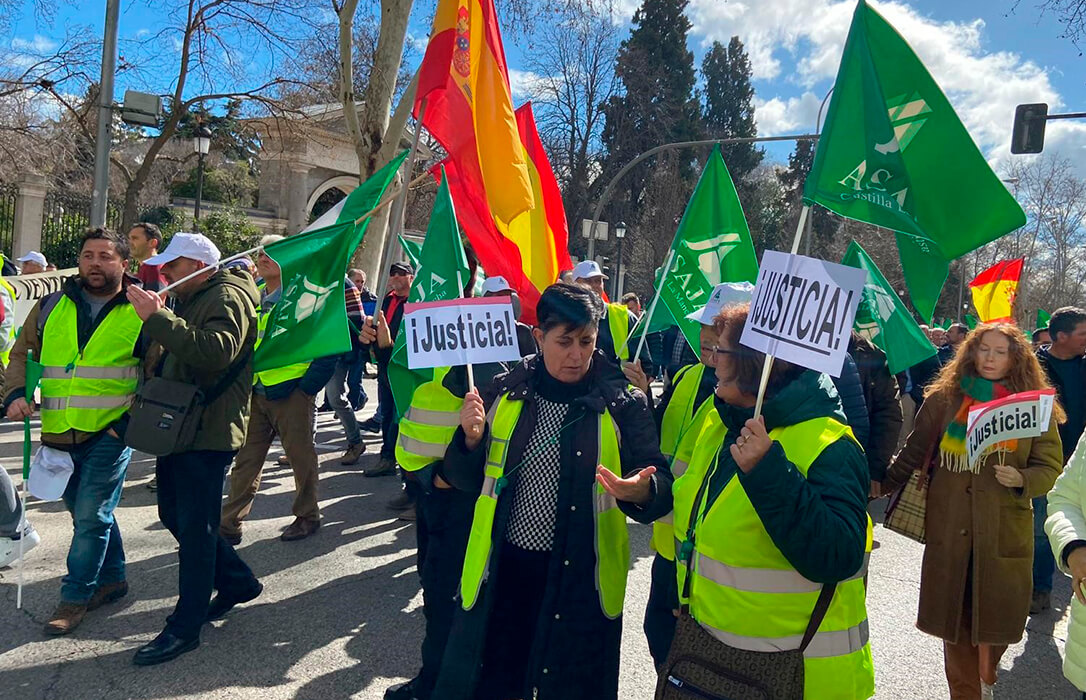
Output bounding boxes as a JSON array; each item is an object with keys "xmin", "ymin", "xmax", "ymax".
[
  {"xmin": 607, "ymin": 303, "xmax": 630, "ymax": 362},
  {"xmin": 39, "ymin": 295, "xmax": 142, "ymax": 435},
  {"xmin": 459, "ymin": 392, "xmax": 630, "ymax": 618},
  {"xmin": 253, "ymin": 286, "xmax": 310, "ymax": 388},
  {"xmin": 0, "ymin": 274, "xmax": 16, "ymax": 366},
  {"xmin": 652, "ymin": 363, "xmax": 714, "ymax": 560},
  {"xmin": 673, "ymin": 412, "xmax": 875, "ymax": 700},
  {"xmin": 396, "ymin": 366, "xmax": 463, "ymax": 472}
]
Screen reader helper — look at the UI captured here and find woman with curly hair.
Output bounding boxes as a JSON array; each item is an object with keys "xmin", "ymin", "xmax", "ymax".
[{"xmin": 883, "ymin": 323, "xmax": 1064, "ymax": 700}]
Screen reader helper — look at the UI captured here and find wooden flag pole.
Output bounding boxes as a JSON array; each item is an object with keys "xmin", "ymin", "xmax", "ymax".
[{"xmin": 753, "ymin": 205, "xmax": 810, "ymax": 418}]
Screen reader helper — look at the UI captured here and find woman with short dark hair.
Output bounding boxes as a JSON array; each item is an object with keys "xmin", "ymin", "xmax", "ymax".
[
  {"xmin": 434, "ymin": 283, "xmax": 671, "ymax": 700},
  {"xmin": 666, "ymin": 303, "xmax": 875, "ymax": 699}
]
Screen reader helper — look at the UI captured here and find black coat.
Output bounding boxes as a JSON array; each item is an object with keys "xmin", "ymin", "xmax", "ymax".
[
  {"xmin": 434, "ymin": 352, "xmax": 671, "ymax": 700},
  {"xmin": 849, "ymin": 336, "xmax": 903, "ymax": 481},
  {"xmin": 830, "ymin": 352, "xmax": 870, "ymax": 449}
]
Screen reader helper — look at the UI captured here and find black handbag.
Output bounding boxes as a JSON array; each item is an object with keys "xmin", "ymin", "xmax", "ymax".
[
  {"xmin": 656, "ymin": 454, "xmax": 838, "ymax": 700},
  {"xmin": 125, "ymin": 351, "xmax": 250, "ymax": 456}
]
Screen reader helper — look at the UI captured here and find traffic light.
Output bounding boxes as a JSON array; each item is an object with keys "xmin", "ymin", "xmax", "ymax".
[{"xmin": 1011, "ymin": 103, "xmax": 1048, "ymax": 154}]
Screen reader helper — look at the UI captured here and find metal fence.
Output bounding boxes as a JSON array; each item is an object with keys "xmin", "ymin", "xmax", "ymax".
[
  {"xmin": 0, "ymin": 182, "xmax": 16, "ymax": 259},
  {"xmin": 41, "ymin": 190, "xmax": 123, "ymax": 268}
]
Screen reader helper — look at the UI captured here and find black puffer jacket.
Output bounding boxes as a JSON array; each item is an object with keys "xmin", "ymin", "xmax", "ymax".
[
  {"xmin": 434, "ymin": 351, "xmax": 670, "ymax": 700},
  {"xmin": 850, "ymin": 335, "xmax": 903, "ymax": 481},
  {"xmin": 831, "ymin": 352, "xmax": 870, "ymax": 449}
]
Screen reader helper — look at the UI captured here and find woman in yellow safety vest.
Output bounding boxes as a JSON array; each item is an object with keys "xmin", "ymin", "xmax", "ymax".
[
  {"xmin": 668, "ymin": 302, "xmax": 875, "ymax": 699},
  {"xmin": 433, "ymin": 283, "xmax": 671, "ymax": 700},
  {"xmin": 883, "ymin": 323, "xmax": 1063, "ymax": 699}
]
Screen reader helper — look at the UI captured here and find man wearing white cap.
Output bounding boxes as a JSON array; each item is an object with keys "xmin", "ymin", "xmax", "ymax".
[
  {"xmin": 4, "ymin": 228, "xmax": 144, "ymax": 636},
  {"xmin": 481, "ymin": 275, "xmax": 536, "ymax": 355},
  {"xmin": 125, "ymin": 232, "xmax": 264, "ymax": 665},
  {"xmin": 17, "ymin": 250, "xmax": 48, "ymax": 275},
  {"xmin": 570, "ymin": 260, "xmax": 653, "ymax": 375},
  {"xmin": 643, "ymin": 281, "xmax": 753, "ymax": 668}
]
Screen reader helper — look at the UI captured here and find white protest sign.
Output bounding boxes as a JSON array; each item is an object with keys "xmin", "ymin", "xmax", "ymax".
[
  {"xmin": 739, "ymin": 250, "xmax": 866, "ymax": 377},
  {"xmin": 966, "ymin": 388, "xmax": 1055, "ymax": 467},
  {"xmin": 6, "ymin": 268, "xmax": 77, "ymax": 328},
  {"xmin": 404, "ymin": 296, "xmax": 522, "ymax": 370}
]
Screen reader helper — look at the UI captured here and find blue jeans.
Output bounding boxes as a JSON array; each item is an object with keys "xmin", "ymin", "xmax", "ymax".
[
  {"xmin": 346, "ymin": 350, "xmax": 369, "ymax": 411},
  {"xmin": 1033, "ymin": 495, "xmax": 1055, "ymax": 593},
  {"xmin": 60, "ymin": 433, "xmax": 130, "ymax": 603},
  {"xmin": 326, "ymin": 357, "xmax": 361, "ymax": 445}
]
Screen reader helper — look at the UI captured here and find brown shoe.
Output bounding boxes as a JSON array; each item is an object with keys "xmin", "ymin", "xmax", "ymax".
[
  {"xmin": 387, "ymin": 491, "xmax": 413, "ymax": 511},
  {"xmin": 364, "ymin": 457, "xmax": 397, "ymax": 478},
  {"xmin": 87, "ymin": 581, "xmax": 128, "ymax": 611},
  {"xmin": 280, "ymin": 517, "xmax": 320, "ymax": 542},
  {"xmin": 340, "ymin": 442, "xmax": 367, "ymax": 466},
  {"xmin": 44, "ymin": 602, "xmax": 87, "ymax": 636},
  {"xmin": 277, "ymin": 454, "xmax": 290, "ymax": 466}
]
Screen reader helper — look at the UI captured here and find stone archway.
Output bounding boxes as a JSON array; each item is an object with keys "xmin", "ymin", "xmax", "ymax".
[{"xmin": 306, "ymin": 175, "xmax": 357, "ymax": 217}]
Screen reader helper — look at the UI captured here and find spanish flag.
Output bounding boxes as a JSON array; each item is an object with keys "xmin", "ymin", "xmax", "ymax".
[
  {"xmin": 438, "ymin": 103, "xmax": 571, "ymax": 325},
  {"xmin": 415, "ymin": 0, "xmax": 534, "ymax": 224},
  {"xmin": 969, "ymin": 258, "xmax": 1023, "ymax": 323}
]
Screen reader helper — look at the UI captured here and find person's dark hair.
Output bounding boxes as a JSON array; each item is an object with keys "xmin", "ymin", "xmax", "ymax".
[
  {"xmin": 81, "ymin": 227, "xmax": 130, "ymax": 260},
  {"xmin": 537, "ymin": 283, "xmax": 604, "ymax": 334},
  {"xmin": 131, "ymin": 222, "xmax": 162, "ymax": 247},
  {"xmin": 1049, "ymin": 307, "xmax": 1086, "ymax": 340},
  {"xmin": 620, "ymin": 292, "xmax": 640, "ymax": 305},
  {"xmin": 1032, "ymin": 328, "xmax": 1050, "ymax": 342},
  {"xmin": 712, "ymin": 303, "xmax": 803, "ymax": 398},
  {"xmin": 947, "ymin": 322, "xmax": 967, "ymax": 336}
]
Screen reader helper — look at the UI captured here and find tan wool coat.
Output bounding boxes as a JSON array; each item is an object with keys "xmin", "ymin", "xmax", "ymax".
[{"xmin": 884, "ymin": 390, "xmax": 1064, "ymax": 645}]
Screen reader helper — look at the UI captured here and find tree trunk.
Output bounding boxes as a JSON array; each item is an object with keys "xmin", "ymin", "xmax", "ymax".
[{"xmin": 338, "ymin": 0, "xmax": 415, "ymax": 287}]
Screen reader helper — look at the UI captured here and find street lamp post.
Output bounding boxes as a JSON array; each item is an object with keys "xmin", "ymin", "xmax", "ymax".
[
  {"xmin": 192, "ymin": 125, "xmax": 212, "ymax": 231},
  {"xmin": 614, "ymin": 221, "xmax": 626, "ymax": 298}
]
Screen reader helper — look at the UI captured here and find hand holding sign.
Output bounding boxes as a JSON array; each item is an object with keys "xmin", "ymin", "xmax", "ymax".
[
  {"xmin": 1068, "ymin": 547, "xmax": 1086, "ymax": 606},
  {"xmin": 993, "ymin": 463, "xmax": 1024, "ymax": 489},
  {"xmin": 461, "ymin": 389, "xmax": 485, "ymax": 450},
  {"xmin": 730, "ymin": 417, "xmax": 772, "ymax": 473}
]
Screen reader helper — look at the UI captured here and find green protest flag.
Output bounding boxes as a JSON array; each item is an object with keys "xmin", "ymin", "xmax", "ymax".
[
  {"xmin": 939, "ymin": 318, "xmax": 951, "ymax": 330},
  {"xmin": 399, "ymin": 234, "xmax": 422, "ymax": 268},
  {"xmin": 841, "ymin": 241, "xmax": 935, "ymax": 374},
  {"xmin": 1037, "ymin": 308, "xmax": 1052, "ymax": 330},
  {"xmin": 254, "ymin": 151, "xmax": 407, "ymax": 372},
  {"xmin": 639, "ymin": 144, "xmax": 758, "ymax": 351},
  {"xmin": 23, "ymin": 351, "xmax": 42, "ymax": 480},
  {"xmin": 803, "ymin": 0, "xmax": 1025, "ymax": 323},
  {"xmin": 965, "ymin": 314, "xmax": 979, "ymax": 330},
  {"xmin": 388, "ymin": 167, "xmax": 471, "ymax": 419}
]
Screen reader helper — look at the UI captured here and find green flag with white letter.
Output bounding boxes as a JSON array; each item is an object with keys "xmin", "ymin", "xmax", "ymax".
[
  {"xmin": 639, "ymin": 144, "xmax": 758, "ymax": 352},
  {"xmin": 804, "ymin": 0, "xmax": 1025, "ymax": 323},
  {"xmin": 388, "ymin": 168, "xmax": 471, "ymax": 419},
  {"xmin": 841, "ymin": 241, "xmax": 935, "ymax": 374},
  {"xmin": 1037, "ymin": 308, "xmax": 1051, "ymax": 331},
  {"xmin": 254, "ymin": 151, "xmax": 407, "ymax": 372}
]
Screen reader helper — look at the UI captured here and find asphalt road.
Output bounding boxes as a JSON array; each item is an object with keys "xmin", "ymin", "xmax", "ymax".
[{"xmin": 0, "ymin": 377, "xmax": 1079, "ymax": 699}]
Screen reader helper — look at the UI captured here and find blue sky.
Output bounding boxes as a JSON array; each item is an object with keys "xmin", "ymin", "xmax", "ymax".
[{"xmin": 9, "ymin": 0, "xmax": 1086, "ymax": 168}]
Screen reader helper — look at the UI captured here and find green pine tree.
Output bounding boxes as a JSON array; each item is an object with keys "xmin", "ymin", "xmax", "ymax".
[{"xmin": 701, "ymin": 37, "xmax": 763, "ymax": 184}]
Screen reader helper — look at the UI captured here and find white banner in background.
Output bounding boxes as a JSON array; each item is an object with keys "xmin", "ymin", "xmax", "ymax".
[
  {"xmin": 404, "ymin": 297, "xmax": 522, "ymax": 370},
  {"xmin": 740, "ymin": 251, "xmax": 866, "ymax": 377}
]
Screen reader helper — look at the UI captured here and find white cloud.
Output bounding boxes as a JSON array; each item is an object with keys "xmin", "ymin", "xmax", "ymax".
[
  {"xmin": 508, "ymin": 68, "xmax": 545, "ymax": 100},
  {"xmin": 684, "ymin": 0, "xmax": 1086, "ymax": 161},
  {"xmin": 10, "ymin": 34, "xmax": 58, "ymax": 54}
]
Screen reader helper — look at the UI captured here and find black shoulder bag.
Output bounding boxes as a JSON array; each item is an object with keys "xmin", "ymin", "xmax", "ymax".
[
  {"xmin": 655, "ymin": 453, "xmax": 838, "ymax": 700},
  {"xmin": 124, "ymin": 350, "xmax": 251, "ymax": 456}
]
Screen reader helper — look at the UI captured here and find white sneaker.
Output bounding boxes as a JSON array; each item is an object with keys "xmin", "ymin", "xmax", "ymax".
[
  {"xmin": 981, "ymin": 681, "xmax": 995, "ymax": 700},
  {"xmin": 0, "ymin": 525, "xmax": 40, "ymax": 568}
]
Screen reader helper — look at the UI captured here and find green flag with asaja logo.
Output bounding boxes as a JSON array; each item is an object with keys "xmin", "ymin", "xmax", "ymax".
[
  {"xmin": 253, "ymin": 151, "xmax": 406, "ymax": 372},
  {"xmin": 804, "ymin": 0, "xmax": 1025, "ymax": 323},
  {"xmin": 639, "ymin": 144, "xmax": 758, "ymax": 352},
  {"xmin": 841, "ymin": 241, "xmax": 935, "ymax": 374},
  {"xmin": 388, "ymin": 168, "xmax": 471, "ymax": 419}
]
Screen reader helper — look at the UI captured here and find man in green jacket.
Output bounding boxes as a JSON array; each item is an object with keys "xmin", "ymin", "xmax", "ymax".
[{"xmin": 126, "ymin": 233, "xmax": 263, "ymax": 666}]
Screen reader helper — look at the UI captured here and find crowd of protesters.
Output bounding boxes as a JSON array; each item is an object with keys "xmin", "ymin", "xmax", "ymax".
[{"xmin": 2, "ymin": 228, "xmax": 1086, "ymax": 700}]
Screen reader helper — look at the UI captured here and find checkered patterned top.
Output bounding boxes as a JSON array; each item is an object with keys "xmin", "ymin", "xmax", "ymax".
[{"xmin": 504, "ymin": 397, "xmax": 570, "ymax": 551}]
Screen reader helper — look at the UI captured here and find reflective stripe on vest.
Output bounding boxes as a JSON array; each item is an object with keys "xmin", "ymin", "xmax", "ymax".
[
  {"xmin": 607, "ymin": 304, "xmax": 630, "ymax": 362},
  {"xmin": 39, "ymin": 296, "xmax": 142, "ymax": 435},
  {"xmin": 673, "ymin": 413, "xmax": 875, "ymax": 698},
  {"xmin": 653, "ymin": 363, "xmax": 713, "ymax": 561},
  {"xmin": 460, "ymin": 393, "xmax": 630, "ymax": 618},
  {"xmin": 253, "ymin": 301, "xmax": 309, "ymax": 387},
  {"xmin": 395, "ymin": 366, "xmax": 463, "ymax": 472}
]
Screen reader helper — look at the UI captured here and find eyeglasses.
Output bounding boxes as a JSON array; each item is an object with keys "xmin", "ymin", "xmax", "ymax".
[{"xmin": 710, "ymin": 345, "xmax": 742, "ymax": 357}]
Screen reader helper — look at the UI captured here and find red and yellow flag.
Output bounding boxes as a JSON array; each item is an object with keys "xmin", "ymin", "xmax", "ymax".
[
  {"xmin": 415, "ymin": 0, "xmax": 534, "ymax": 224},
  {"xmin": 438, "ymin": 103, "xmax": 572, "ymax": 325},
  {"xmin": 970, "ymin": 258, "xmax": 1023, "ymax": 323}
]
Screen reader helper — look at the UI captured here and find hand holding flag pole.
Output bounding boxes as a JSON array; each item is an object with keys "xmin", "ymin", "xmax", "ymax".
[{"xmin": 17, "ymin": 349, "xmax": 43, "ymax": 609}]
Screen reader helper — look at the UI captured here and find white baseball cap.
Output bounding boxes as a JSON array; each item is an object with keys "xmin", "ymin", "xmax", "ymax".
[
  {"xmin": 17, "ymin": 251, "xmax": 47, "ymax": 267},
  {"xmin": 481, "ymin": 276, "xmax": 513, "ymax": 295},
  {"xmin": 572, "ymin": 260, "xmax": 607, "ymax": 281},
  {"xmin": 28, "ymin": 446, "xmax": 75, "ymax": 502},
  {"xmin": 686, "ymin": 282, "xmax": 755, "ymax": 326},
  {"xmin": 145, "ymin": 232, "xmax": 221, "ymax": 267}
]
